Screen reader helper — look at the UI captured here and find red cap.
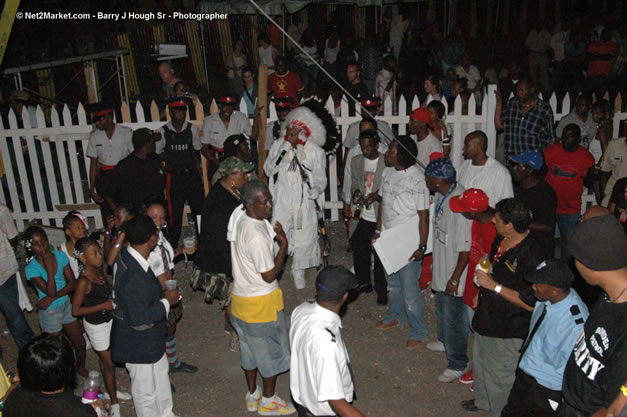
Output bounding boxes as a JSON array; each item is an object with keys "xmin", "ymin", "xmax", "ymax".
[
  {"xmin": 449, "ymin": 188, "xmax": 490, "ymax": 213},
  {"xmin": 429, "ymin": 152, "xmax": 443, "ymax": 162},
  {"xmin": 217, "ymin": 96, "xmax": 237, "ymax": 105},
  {"xmin": 93, "ymin": 108, "xmax": 113, "ymax": 117},
  {"xmin": 360, "ymin": 97, "xmax": 382, "ymax": 107},
  {"xmin": 166, "ymin": 98, "xmax": 189, "ymax": 108},
  {"xmin": 410, "ymin": 108, "xmax": 434, "ymax": 129}
]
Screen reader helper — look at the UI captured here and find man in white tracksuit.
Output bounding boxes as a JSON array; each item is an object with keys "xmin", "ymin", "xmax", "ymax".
[{"xmin": 264, "ymin": 106, "xmax": 327, "ymax": 290}]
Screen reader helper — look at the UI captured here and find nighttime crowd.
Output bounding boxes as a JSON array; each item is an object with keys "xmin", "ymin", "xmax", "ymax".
[{"xmin": 0, "ymin": 4, "xmax": 626, "ymax": 417}]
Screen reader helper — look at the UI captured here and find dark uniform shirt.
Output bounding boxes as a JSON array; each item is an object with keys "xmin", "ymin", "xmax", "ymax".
[
  {"xmin": 514, "ymin": 180, "xmax": 557, "ymax": 259},
  {"xmin": 157, "ymin": 121, "xmax": 201, "ymax": 173},
  {"xmin": 98, "ymin": 153, "xmax": 165, "ymax": 210}
]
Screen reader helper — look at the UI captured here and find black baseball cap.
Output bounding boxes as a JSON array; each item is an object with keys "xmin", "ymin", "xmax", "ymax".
[
  {"xmin": 132, "ymin": 128, "xmax": 159, "ymax": 150},
  {"xmin": 525, "ymin": 259, "xmax": 574, "ymax": 289},
  {"xmin": 569, "ymin": 215, "xmax": 627, "ymax": 271},
  {"xmin": 315, "ymin": 265, "xmax": 359, "ymax": 302}
]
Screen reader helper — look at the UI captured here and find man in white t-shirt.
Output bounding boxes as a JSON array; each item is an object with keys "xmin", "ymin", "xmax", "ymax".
[
  {"xmin": 456, "ymin": 55, "xmax": 483, "ymax": 104},
  {"xmin": 290, "ymin": 266, "xmax": 364, "ymax": 417},
  {"xmin": 408, "ymin": 107, "xmax": 443, "ymax": 171},
  {"xmin": 555, "ymin": 94, "xmax": 597, "ymax": 144},
  {"xmin": 86, "ymin": 103, "xmax": 134, "ymax": 217},
  {"xmin": 227, "ymin": 179, "xmax": 295, "ymax": 416},
  {"xmin": 373, "ymin": 136, "xmax": 430, "ymax": 350},
  {"xmin": 457, "ymin": 131, "xmax": 514, "ymax": 207},
  {"xmin": 425, "ymin": 158, "xmax": 472, "ymax": 383},
  {"xmin": 348, "ymin": 130, "xmax": 387, "ymax": 305}
]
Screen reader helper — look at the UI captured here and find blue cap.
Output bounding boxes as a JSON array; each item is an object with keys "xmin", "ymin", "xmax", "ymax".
[{"xmin": 510, "ymin": 150, "xmax": 543, "ymax": 170}]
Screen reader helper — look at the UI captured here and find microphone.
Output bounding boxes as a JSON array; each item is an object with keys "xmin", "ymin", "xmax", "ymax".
[{"xmin": 275, "ymin": 150, "xmax": 287, "ymax": 166}]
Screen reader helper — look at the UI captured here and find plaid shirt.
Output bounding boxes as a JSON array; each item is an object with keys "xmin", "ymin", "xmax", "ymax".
[{"xmin": 502, "ymin": 98, "xmax": 555, "ymax": 159}]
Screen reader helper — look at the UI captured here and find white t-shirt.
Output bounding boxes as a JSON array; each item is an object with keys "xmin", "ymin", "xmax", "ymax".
[
  {"xmin": 414, "ymin": 133, "xmax": 443, "ymax": 170},
  {"xmin": 201, "ymin": 111, "xmax": 252, "ymax": 150},
  {"xmin": 290, "ymin": 302, "xmax": 354, "ymax": 417},
  {"xmin": 86, "ymin": 125, "xmax": 134, "ymax": 167},
  {"xmin": 457, "ymin": 157, "xmax": 514, "ymax": 207},
  {"xmin": 259, "ymin": 45, "xmax": 276, "ymax": 75},
  {"xmin": 343, "ymin": 142, "xmax": 388, "ymax": 203},
  {"xmin": 60, "ymin": 242, "xmax": 80, "ymax": 279},
  {"xmin": 360, "ymin": 157, "xmax": 379, "ymax": 222},
  {"xmin": 555, "ymin": 111, "xmax": 598, "ymax": 144},
  {"xmin": 228, "ymin": 208, "xmax": 279, "ymax": 298},
  {"xmin": 379, "ymin": 165, "xmax": 430, "ymax": 230},
  {"xmin": 455, "ymin": 65, "xmax": 481, "ymax": 90},
  {"xmin": 431, "ymin": 185, "xmax": 472, "ymax": 295}
]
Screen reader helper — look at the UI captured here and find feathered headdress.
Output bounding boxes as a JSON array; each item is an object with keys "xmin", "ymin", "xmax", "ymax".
[{"xmin": 280, "ymin": 97, "xmax": 340, "ymax": 156}]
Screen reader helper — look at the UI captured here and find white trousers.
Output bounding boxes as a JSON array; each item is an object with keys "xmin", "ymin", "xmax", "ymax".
[{"xmin": 125, "ymin": 354, "xmax": 175, "ymax": 417}]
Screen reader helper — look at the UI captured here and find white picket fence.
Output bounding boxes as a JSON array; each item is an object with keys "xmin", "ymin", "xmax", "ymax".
[{"xmin": 0, "ymin": 85, "xmax": 624, "ymax": 231}]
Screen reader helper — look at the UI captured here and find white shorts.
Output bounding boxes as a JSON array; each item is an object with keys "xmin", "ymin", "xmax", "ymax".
[{"xmin": 83, "ymin": 319, "xmax": 112, "ymax": 351}]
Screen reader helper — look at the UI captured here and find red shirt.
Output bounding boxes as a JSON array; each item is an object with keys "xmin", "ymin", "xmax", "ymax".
[
  {"xmin": 267, "ymin": 26, "xmax": 283, "ymax": 54},
  {"xmin": 587, "ymin": 41, "xmax": 618, "ymax": 77},
  {"xmin": 544, "ymin": 143, "xmax": 595, "ymax": 214},
  {"xmin": 268, "ymin": 71, "xmax": 304, "ymax": 105},
  {"xmin": 463, "ymin": 221, "xmax": 497, "ymax": 310}
]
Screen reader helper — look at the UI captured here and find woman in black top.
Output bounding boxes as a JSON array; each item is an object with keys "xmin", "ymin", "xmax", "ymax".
[
  {"xmin": 71, "ymin": 237, "xmax": 122, "ymax": 416},
  {"xmin": 193, "ymin": 156, "xmax": 253, "ymax": 351}
]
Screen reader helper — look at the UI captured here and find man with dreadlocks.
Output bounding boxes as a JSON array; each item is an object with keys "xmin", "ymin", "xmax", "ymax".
[{"xmin": 264, "ymin": 99, "xmax": 338, "ymax": 291}]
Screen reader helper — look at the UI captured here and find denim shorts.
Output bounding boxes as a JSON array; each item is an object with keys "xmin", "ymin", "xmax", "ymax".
[
  {"xmin": 38, "ymin": 298, "xmax": 76, "ymax": 333},
  {"xmin": 230, "ymin": 310, "xmax": 290, "ymax": 378}
]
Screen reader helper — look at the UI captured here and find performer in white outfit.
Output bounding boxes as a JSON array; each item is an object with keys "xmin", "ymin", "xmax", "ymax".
[{"xmin": 264, "ymin": 100, "xmax": 338, "ymax": 290}]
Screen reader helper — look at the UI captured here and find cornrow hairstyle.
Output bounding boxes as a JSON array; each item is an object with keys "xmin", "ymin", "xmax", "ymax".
[{"xmin": 23, "ymin": 226, "xmax": 46, "ymax": 265}]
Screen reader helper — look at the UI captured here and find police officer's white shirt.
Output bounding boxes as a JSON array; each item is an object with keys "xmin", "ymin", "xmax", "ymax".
[
  {"xmin": 86, "ymin": 125, "xmax": 134, "ymax": 166},
  {"xmin": 200, "ymin": 111, "xmax": 251, "ymax": 150},
  {"xmin": 290, "ymin": 302, "xmax": 354, "ymax": 416},
  {"xmin": 155, "ymin": 121, "xmax": 201, "ymax": 154}
]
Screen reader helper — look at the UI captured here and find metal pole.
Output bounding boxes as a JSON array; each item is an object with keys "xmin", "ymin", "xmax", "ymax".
[{"xmin": 200, "ymin": 21, "xmax": 211, "ymax": 94}]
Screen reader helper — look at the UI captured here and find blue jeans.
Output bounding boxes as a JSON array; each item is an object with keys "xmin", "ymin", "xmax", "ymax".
[
  {"xmin": 384, "ymin": 260, "xmax": 428, "ymax": 340},
  {"xmin": 556, "ymin": 213, "xmax": 580, "ymax": 262},
  {"xmin": 0, "ymin": 274, "xmax": 35, "ymax": 349},
  {"xmin": 435, "ymin": 292, "xmax": 469, "ymax": 371}
]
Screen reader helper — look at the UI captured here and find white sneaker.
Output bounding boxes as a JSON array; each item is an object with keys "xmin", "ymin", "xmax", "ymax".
[
  {"xmin": 104, "ymin": 390, "xmax": 132, "ymax": 401},
  {"xmin": 109, "ymin": 403, "xmax": 121, "ymax": 417},
  {"xmin": 246, "ymin": 386, "xmax": 262, "ymax": 412},
  {"xmin": 426, "ymin": 341, "xmax": 446, "ymax": 352},
  {"xmin": 257, "ymin": 393, "xmax": 296, "ymax": 415},
  {"xmin": 437, "ymin": 368, "xmax": 464, "ymax": 383}
]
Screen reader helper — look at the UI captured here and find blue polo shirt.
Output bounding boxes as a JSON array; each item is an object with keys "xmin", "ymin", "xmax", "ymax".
[{"xmin": 519, "ymin": 289, "xmax": 589, "ymax": 391}]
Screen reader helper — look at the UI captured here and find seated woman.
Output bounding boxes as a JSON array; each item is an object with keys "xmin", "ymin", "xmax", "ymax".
[
  {"xmin": 192, "ymin": 156, "xmax": 253, "ymax": 352},
  {"xmin": 3, "ymin": 334, "xmax": 102, "ymax": 417}
]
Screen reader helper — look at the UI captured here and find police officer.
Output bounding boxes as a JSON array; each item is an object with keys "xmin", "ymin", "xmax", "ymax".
[
  {"xmin": 86, "ymin": 102, "xmax": 134, "ymax": 217},
  {"xmin": 201, "ymin": 95, "xmax": 251, "ymax": 179},
  {"xmin": 501, "ymin": 258, "xmax": 589, "ymax": 417},
  {"xmin": 156, "ymin": 97, "xmax": 203, "ymax": 245},
  {"xmin": 289, "ymin": 266, "xmax": 365, "ymax": 417}
]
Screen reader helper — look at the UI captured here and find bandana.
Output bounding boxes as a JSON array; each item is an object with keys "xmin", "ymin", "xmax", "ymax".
[{"xmin": 425, "ymin": 157, "xmax": 456, "ymax": 183}]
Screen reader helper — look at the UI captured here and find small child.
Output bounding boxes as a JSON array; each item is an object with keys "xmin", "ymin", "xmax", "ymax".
[
  {"xmin": 71, "ymin": 236, "xmax": 130, "ymax": 417},
  {"xmin": 24, "ymin": 226, "xmax": 87, "ymax": 378}
]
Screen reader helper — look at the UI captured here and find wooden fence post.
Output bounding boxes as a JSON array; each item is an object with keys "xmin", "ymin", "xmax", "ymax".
[{"xmin": 257, "ymin": 64, "xmax": 269, "ymax": 180}]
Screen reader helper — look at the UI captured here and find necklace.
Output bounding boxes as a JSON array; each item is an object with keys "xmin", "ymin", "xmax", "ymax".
[
  {"xmin": 434, "ymin": 184, "xmax": 456, "ymax": 225},
  {"xmin": 611, "ymin": 285, "xmax": 627, "ymax": 303}
]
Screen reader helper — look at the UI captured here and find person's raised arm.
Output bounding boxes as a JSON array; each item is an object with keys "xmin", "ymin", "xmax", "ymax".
[{"xmin": 260, "ymin": 222, "xmax": 288, "ymax": 284}]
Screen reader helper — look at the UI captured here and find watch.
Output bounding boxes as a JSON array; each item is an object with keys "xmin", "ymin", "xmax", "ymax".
[
  {"xmin": 417, "ymin": 244, "xmax": 427, "ymax": 254},
  {"xmin": 450, "ymin": 279, "xmax": 459, "ymax": 286},
  {"xmin": 494, "ymin": 284, "xmax": 503, "ymax": 294}
]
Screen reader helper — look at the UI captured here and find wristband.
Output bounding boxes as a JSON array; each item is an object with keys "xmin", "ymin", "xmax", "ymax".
[
  {"xmin": 494, "ymin": 284, "xmax": 503, "ymax": 294},
  {"xmin": 417, "ymin": 244, "xmax": 427, "ymax": 254},
  {"xmin": 621, "ymin": 384, "xmax": 627, "ymax": 397},
  {"xmin": 450, "ymin": 279, "xmax": 459, "ymax": 286},
  {"xmin": 114, "ymin": 243, "xmax": 121, "ymax": 249}
]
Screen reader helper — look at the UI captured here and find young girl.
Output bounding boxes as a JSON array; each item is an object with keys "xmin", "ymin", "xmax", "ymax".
[
  {"xmin": 71, "ymin": 237, "xmax": 128, "ymax": 417},
  {"xmin": 24, "ymin": 226, "xmax": 87, "ymax": 378},
  {"xmin": 427, "ymin": 100, "xmax": 451, "ymax": 158},
  {"xmin": 424, "ymin": 74, "xmax": 442, "ymax": 101},
  {"xmin": 145, "ymin": 200, "xmax": 197, "ymax": 374},
  {"xmin": 62, "ymin": 211, "xmax": 88, "ymax": 280}
]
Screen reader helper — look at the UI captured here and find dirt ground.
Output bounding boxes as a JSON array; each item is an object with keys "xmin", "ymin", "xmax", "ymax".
[{"xmin": 1, "ymin": 221, "xmax": 489, "ymax": 417}]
